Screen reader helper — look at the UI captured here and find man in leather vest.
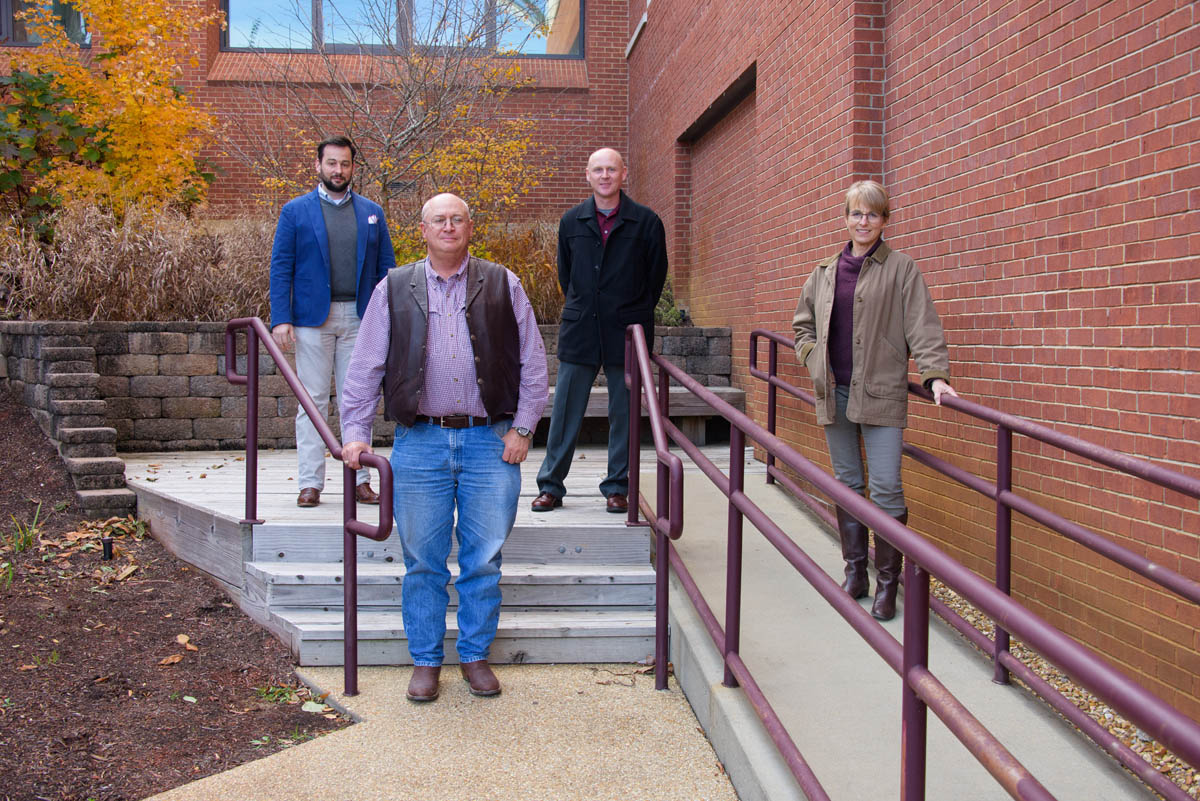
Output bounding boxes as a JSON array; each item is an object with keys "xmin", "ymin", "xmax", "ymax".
[{"xmin": 340, "ymin": 193, "xmax": 549, "ymax": 702}]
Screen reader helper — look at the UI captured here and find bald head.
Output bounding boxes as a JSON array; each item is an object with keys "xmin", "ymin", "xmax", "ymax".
[
  {"xmin": 421, "ymin": 192, "xmax": 471, "ymax": 222},
  {"xmin": 420, "ymin": 192, "xmax": 474, "ymax": 273},
  {"xmin": 585, "ymin": 148, "xmax": 627, "ymax": 207}
]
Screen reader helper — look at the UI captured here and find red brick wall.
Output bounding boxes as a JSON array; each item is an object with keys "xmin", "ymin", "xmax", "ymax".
[
  {"xmin": 179, "ymin": 0, "xmax": 630, "ymax": 220},
  {"xmin": 628, "ymin": 0, "xmax": 1200, "ymax": 718}
]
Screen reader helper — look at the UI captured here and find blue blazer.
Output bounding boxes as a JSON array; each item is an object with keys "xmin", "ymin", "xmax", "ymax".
[{"xmin": 269, "ymin": 189, "xmax": 396, "ymax": 328}]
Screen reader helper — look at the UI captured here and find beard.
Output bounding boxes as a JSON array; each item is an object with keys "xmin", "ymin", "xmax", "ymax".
[{"xmin": 320, "ymin": 173, "xmax": 350, "ymax": 193}]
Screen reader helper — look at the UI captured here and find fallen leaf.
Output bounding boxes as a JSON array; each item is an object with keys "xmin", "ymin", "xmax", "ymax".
[
  {"xmin": 301, "ymin": 700, "xmax": 325, "ymax": 713},
  {"xmin": 158, "ymin": 654, "xmax": 184, "ymax": 666},
  {"xmin": 115, "ymin": 565, "xmax": 138, "ymax": 581},
  {"xmin": 176, "ymin": 634, "xmax": 191, "ymax": 646},
  {"xmin": 18, "ymin": 664, "xmax": 37, "ymax": 671},
  {"xmin": 198, "ymin": 473, "xmax": 207, "ymax": 479},
  {"xmin": 182, "ymin": 696, "xmax": 197, "ymax": 703}
]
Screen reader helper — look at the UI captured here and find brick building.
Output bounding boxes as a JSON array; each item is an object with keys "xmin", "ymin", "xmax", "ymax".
[
  {"xmin": 3, "ymin": 0, "xmax": 1198, "ymax": 717},
  {"xmin": 622, "ymin": 0, "xmax": 1200, "ymax": 718}
]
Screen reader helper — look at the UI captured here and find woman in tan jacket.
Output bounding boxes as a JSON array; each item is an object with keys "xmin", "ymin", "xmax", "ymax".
[{"xmin": 792, "ymin": 181, "xmax": 957, "ymax": 620}]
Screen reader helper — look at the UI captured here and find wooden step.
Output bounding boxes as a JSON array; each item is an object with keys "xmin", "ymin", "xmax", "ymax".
[
  {"xmin": 245, "ymin": 561, "xmax": 655, "ymax": 609},
  {"xmin": 277, "ymin": 608, "xmax": 656, "ymax": 666},
  {"xmin": 251, "ymin": 519, "xmax": 651, "ymax": 565}
]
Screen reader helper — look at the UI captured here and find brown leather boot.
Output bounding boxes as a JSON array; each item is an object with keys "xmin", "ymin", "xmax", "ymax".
[
  {"xmin": 871, "ymin": 510, "xmax": 908, "ymax": 621},
  {"xmin": 459, "ymin": 660, "xmax": 501, "ymax": 697},
  {"xmin": 836, "ymin": 507, "xmax": 870, "ymax": 599},
  {"xmin": 406, "ymin": 665, "xmax": 441, "ymax": 702}
]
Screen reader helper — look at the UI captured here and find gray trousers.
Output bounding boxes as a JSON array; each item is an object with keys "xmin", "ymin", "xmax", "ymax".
[
  {"xmin": 294, "ymin": 301, "xmax": 370, "ymax": 490},
  {"xmin": 824, "ymin": 385, "xmax": 906, "ymax": 517},
  {"xmin": 536, "ymin": 360, "xmax": 629, "ymax": 498}
]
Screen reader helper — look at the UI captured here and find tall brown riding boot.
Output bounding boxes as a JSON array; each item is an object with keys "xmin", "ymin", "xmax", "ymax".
[
  {"xmin": 836, "ymin": 507, "xmax": 870, "ymax": 599},
  {"xmin": 871, "ymin": 510, "xmax": 908, "ymax": 621}
]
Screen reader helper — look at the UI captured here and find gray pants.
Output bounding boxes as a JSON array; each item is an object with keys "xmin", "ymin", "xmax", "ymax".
[
  {"xmin": 536, "ymin": 360, "xmax": 629, "ymax": 499},
  {"xmin": 294, "ymin": 301, "xmax": 369, "ymax": 491},
  {"xmin": 823, "ymin": 385, "xmax": 906, "ymax": 517}
]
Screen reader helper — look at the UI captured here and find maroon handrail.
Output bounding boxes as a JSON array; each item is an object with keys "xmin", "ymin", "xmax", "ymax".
[
  {"xmin": 628, "ymin": 322, "xmax": 1200, "ymax": 800},
  {"xmin": 225, "ymin": 316, "xmax": 392, "ymax": 696},
  {"xmin": 748, "ymin": 327, "xmax": 1200, "ymax": 800}
]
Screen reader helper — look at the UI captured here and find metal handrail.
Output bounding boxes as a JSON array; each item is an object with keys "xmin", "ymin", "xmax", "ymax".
[
  {"xmin": 627, "ymin": 323, "xmax": 1200, "ymax": 800},
  {"xmin": 225, "ymin": 316, "xmax": 393, "ymax": 696},
  {"xmin": 748, "ymin": 326, "xmax": 1200, "ymax": 800}
]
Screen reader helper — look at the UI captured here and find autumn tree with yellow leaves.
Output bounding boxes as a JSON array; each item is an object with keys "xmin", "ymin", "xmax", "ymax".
[
  {"xmin": 224, "ymin": 0, "xmax": 551, "ymax": 236},
  {"xmin": 3, "ymin": 0, "xmax": 223, "ymax": 222}
]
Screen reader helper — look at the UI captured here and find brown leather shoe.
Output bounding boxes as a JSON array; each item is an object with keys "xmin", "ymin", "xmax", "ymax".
[
  {"xmin": 297, "ymin": 487, "xmax": 320, "ymax": 507},
  {"xmin": 530, "ymin": 492, "xmax": 562, "ymax": 512},
  {"xmin": 406, "ymin": 665, "xmax": 441, "ymax": 702},
  {"xmin": 605, "ymin": 493, "xmax": 628, "ymax": 513},
  {"xmin": 460, "ymin": 660, "xmax": 501, "ymax": 696},
  {"xmin": 355, "ymin": 483, "xmax": 380, "ymax": 505}
]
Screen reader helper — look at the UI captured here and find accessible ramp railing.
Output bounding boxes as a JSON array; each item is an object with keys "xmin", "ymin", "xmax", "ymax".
[
  {"xmin": 225, "ymin": 316, "xmax": 392, "ymax": 696},
  {"xmin": 624, "ymin": 323, "xmax": 1200, "ymax": 801}
]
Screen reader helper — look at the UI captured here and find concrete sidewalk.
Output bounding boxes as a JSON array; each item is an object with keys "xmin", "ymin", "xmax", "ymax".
[
  {"xmin": 667, "ymin": 468, "xmax": 1157, "ymax": 801},
  {"xmin": 147, "ymin": 663, "xmax": 736, "ymax": 801}
]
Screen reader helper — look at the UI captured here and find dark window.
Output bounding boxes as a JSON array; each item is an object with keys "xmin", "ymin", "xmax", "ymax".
[
  {"xmin": 221, "ymin": 0, "xmax": 582, "ymax": 57},
  {"xmin": 1, "ymin": 0, "xmax": 88, "ymax": 46}
]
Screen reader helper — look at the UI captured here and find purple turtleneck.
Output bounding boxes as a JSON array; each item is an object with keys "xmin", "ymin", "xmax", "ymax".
[{"xmin": 828, "ymin": 239, "xmax": 881, "ymax": 386}]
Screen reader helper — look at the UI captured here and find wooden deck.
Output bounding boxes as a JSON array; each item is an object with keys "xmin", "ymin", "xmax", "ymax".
[{"xmin": 123, "ymin": 443, "xmax": 761, "ymax": 665}]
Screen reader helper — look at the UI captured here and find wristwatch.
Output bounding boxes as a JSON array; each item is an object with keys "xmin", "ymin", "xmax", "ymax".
[{"xmin": 514, "ymin": 426, "xmax": 533, "ymax": 439}]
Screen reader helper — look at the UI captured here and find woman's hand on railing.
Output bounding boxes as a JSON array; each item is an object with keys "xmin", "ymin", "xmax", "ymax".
[
  {"xmin": 929, "ymin": 379, "xmax": 958, "ymax": 406},
  {"xmin": 342, "ymin": 440, "xmax": 372, "ymax": 470}
]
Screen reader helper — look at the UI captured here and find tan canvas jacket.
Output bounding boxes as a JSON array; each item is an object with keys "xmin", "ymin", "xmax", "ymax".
[{"xmin": 792, "ymin": 241, "xmax": 950, "ymax": 428}]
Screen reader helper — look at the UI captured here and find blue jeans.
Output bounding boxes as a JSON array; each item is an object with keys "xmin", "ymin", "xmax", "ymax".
[
  {"xmin": 389, "ymin": 420, "xmax": 520, "ymax": 666},
  {"xmin": 823, "ymin": 385, "xmax": 906, "ymax": 517},
  {"xmin": 536, "ymin": 360, "xmax": 629, "ymax": 498}
]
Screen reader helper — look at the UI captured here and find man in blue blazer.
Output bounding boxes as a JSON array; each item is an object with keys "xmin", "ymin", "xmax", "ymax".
[{"xmin": 269, "ymin": 136, "xmax": 396, "ymax": 507}]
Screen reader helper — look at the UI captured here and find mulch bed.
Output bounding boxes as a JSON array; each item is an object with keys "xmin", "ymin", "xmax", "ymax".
[{"xmin": 0, "ymin": 388, "xmax": 351, "ymax": 801}]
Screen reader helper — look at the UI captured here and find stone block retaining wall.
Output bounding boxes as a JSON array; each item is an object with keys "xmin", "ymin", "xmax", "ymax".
[{"xmin": 1, "ymin": 321, "xmax": 733, "ymax": 507}]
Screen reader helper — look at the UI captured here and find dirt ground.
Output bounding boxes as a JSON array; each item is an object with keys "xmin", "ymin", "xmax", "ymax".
[{"xmin": 0, "ymin": 388, "xmax": 350, "ymax": 801}]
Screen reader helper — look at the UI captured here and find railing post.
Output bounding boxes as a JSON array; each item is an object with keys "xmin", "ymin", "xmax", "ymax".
[
  {"xmin": 901, "ymin": 558, "xmax": 930, "ymax": 801},
  {"xmin": 766, "ymin": 337, "xmax": 777, "ymax": 484},
  {"xmin": 243, "ymin": 327, "xmax": 263, "ymax": 525},
  {"xmin": 723, "ymin": 427, "xmax": 745, "ymax": 687},
  {"xmin": 655, "ymin": 486, "xmax": 670, "ymax": 692},
  {"xmin": 627, "ymin": 342, "xmax": 640, "ymax": 525},
  {"xmin": 344, "ymin": 463, "xmax": 359, "ymax": 696},
  {"xmin": 993, "ymin": 425, "xmax": 1013, "ymax": 685}
]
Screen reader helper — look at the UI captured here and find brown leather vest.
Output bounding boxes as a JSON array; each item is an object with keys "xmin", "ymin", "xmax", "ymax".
[{"xmin": 382, "ymin": 257, "xmax": 521, "ymax": 426}]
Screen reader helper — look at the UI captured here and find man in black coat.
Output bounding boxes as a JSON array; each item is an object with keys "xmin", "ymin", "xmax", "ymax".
[{"xmin": 532, "ymin": 148, "xmax": 669, "ymax": 513}]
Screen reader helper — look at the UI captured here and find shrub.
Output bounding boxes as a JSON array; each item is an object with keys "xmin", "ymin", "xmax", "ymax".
[
  {"xmin": 473, "ymin": 222, "xmax": 562, "ymax": 324},
  {"xmin": 0, "ymin": 205, "xmax": 272, "ymax": 322}
]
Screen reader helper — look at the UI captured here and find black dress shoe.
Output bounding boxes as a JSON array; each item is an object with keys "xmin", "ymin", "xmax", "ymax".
[
  {"xmin": 531, "ymin": 492, "xmax": 563, "ymax": 512},
  {"xmin": 605, "ymin": 493, "xmax": 628, "ymax": 513}
]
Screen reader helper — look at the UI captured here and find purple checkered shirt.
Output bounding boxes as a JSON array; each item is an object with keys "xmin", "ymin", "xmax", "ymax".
[{"xmin": 339, "ymin": 255, "xmax": 549, "ymax": 444}]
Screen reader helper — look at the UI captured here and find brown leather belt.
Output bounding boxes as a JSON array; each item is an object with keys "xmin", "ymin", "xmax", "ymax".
[{"xmin": 416, "ymin": 414, "xmax": 512, "ymax": 429}]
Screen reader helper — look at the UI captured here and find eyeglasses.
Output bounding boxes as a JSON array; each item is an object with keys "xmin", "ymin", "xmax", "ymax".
[
  {"xmin": 426, "ymin": 215, "xmax": 467, "ymax": 228},
  {"xmin": 848, "ymin": 211, "xmax": 882, "ymax": 222}
]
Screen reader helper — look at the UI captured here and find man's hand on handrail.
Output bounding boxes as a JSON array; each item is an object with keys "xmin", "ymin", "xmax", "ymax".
[
  {"xmin": 929, "ymin": 378, "xmax": 958, "ymax": 406},
  {"xmin": 271, "ymin": 323, "xmax": 295, "ymax": 351},
  {"xmin": 343, "ymin": 440, "xmax": 372, "ymax": 470}
]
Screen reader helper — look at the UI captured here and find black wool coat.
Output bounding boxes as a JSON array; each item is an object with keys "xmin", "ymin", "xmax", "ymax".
[{"xmin": 556, "ymin": 191, "xmax": 669, "ymax": 366}]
